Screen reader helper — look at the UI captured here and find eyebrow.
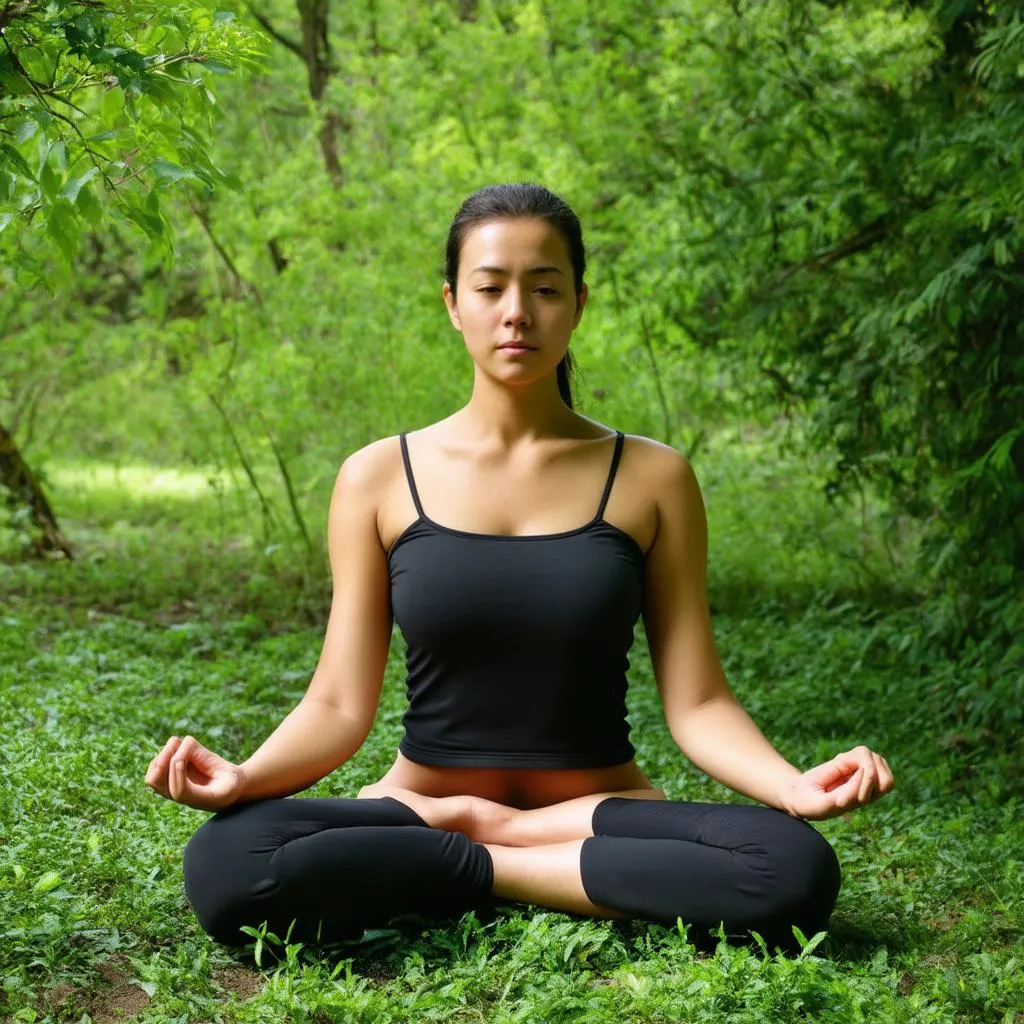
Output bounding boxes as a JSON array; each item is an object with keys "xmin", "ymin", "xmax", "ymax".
[{"xmin": 470, "ymin": 265, "xmax": 564, "ymax": 276}]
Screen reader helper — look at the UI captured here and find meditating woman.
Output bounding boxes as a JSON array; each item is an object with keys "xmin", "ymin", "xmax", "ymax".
[{"xmin": 145, "ymin": 183, "xmax": 894, "ymax": 952}]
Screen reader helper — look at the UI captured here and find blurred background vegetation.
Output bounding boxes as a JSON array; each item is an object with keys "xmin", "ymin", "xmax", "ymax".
[{"xmin": 2, "ymin": 0, "xmax": 1021, "ymax": 656}]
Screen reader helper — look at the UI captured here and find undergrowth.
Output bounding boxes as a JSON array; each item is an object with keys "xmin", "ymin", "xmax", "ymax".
[{"xmin": 1, "ymin": 435, "xmax": 1021, "ymax": 1023}]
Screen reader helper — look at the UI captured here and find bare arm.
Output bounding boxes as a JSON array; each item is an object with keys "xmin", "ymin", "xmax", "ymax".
[
  {"xmin": 640, "ymin": 445, "xmax": 893, "ymax": 818},
  {"xmin": 146, "ymin": 441, "xmax": 395, "ymax": 809},
  {"xmin": 235, "ymin": 445, "xmax": 394, "ymax": 800}
]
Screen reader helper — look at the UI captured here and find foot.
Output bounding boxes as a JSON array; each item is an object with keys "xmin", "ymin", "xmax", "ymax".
[{"xmin": 356, "ymin": 784, "xmax": 517, "ymax": 843}]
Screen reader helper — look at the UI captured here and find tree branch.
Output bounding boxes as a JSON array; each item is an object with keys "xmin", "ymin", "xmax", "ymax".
[
  {"xmin": 246, "ymin": 4, "xmax": 303, "ymax": 59},
  {"xmin": 189, "ymin": 196, "xmax": 263, "ymax": 305},
  {"xmin": 0, "ymin": 29, "xmax": 118, "ymax": 192},
  {"xmin": 0, "ymin": 1, "xmax": 37, "ymax": 33},
  {"xmin": 780, "ymin": 213, "xmax": 894, "ymax": 279}
]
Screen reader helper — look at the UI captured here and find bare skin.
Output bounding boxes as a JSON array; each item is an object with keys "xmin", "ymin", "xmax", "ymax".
[
  {"xmin": 354, "ymin": 783, "xmax": 665, "ymax": 917},
  {"xmin": 145, "ymin": 216, "xmax": 895, "ymax": 923}
]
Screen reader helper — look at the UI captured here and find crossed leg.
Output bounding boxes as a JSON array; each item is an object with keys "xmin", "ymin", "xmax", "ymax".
[
  {"xmin": 183, "ymin": 790, "xmax": 841, "ymax": 948},
  {"xmin": 355, "ymin": 785, "xmax": 662, "ymax": 918},
  {"xmin": 356, "ymin": 785, "xmax": 842, "ymax": 940}
]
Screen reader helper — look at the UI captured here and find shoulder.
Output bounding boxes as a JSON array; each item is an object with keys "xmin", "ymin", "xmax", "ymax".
[
  {"xmin": 329, "ymin": 435, "xmax": 407, "ymax": 524},
  {"xmin": 621, "ymin": 433, "xmax": 692, "ymax": 474},
  {"xmin": 582, "ymin": 417, "xmax": 695, "ymax": 483},
  {"xmin": 622, "ymin": 434, "xmax": 701, "ymax": 501},
  {"xmin": 335, "ymin": 434, "xmax": 404, "ymax": 487},
  {"xmin": 619, "ymin": 434, "xmax": 706, "ymax": 556}
]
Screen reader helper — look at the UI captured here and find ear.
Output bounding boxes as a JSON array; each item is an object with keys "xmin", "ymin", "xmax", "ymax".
[
  {"xmin": 572, "ymin": 283, "xmax": 589, "ymax": 329},
  {"xmin": 443, "ymin": 282, "xmax": 462, "ymax": 331}
]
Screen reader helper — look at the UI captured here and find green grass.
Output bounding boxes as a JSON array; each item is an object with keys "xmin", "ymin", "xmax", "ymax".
[{"xmin": 1, "ymin": 437, "xmax": 1022, "ymax": 1023}]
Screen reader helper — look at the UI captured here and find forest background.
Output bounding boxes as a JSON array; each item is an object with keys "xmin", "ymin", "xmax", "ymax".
[{"xmin": 1, "ymin": 1, "xmax": 1022, "ymax": 1023}]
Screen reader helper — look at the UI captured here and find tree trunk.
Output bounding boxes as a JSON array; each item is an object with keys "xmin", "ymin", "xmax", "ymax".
[
  {"xmin": 297, "ymin": 0, "xmax": 343, "ymax": 188},
  {"xmin": 0, "ymin": 422, "xmax": 73, "ymax": 559},
  {"xmin": 249, "ymin": 1, "xmax": 344, "ymax": 187}
]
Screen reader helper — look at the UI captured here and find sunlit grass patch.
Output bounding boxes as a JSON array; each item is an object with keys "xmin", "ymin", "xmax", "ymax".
[
  {"xmin": 2, "ymin": 427, "xmax": 916, "ymax": 628},
  {"xmin": 1, "ymin": 457, "xmax": 326, "ymax": 626},
  {"xmin": 49, "ymin": 462, "xmax": 239, "ymax": 503}
]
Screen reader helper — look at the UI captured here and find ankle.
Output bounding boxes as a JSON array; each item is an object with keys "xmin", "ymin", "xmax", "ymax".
[{"xmin": 460, "ymin": 797, "xmax": 518, "ymax": 845}]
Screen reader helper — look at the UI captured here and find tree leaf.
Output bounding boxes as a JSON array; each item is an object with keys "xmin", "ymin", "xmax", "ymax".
[
  {"xmin": 1, "ymin": 144, "xmax": 36, "ymax": 181},
  {"xmin": 15, "ymin": 119, "xmax": 39, "ymax": 144},
  {"xmin": 49, "ymin": 140, "xmax": 69, "ymax": 172},
  {"xmin": 47, "ymin": 201, "xmax": 80, "ymax": 263},
  {"xmin": 39, "ymin": 160, "xmax": 63, "ymax": 201},
  {"xmin": 76, "ymin": 183, "xmax": 103, "ymax": 225},
  {"xmin": 150, "ymin": 158, "xmax": 197, "ymax": 183},
  {"xmin": 61, "ymin": 166, "xmax": 100, "ymax": 202}
]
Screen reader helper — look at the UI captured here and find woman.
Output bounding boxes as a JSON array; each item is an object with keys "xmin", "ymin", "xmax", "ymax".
[{"xmin": 145, "ymin": 183, "xmax": 894, "ymax": 952}]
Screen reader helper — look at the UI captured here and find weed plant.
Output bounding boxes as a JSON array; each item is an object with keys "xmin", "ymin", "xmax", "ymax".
[{"xmin": 1, "ymin": 432, "xmax": 1021, "ymax": 1023}]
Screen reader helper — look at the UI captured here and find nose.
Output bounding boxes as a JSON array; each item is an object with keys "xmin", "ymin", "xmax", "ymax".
[{"xmin": 502, "ymin": 287, "xmax": 531, "ymax": 328}]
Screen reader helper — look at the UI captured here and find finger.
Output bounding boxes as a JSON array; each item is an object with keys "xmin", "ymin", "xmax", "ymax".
[
  {"xmin": 145, "ymin": 774, "xmax": 171, "ymax": 799},
  {"xmin": 145, "ymin": 737, "xmax": 182, "ymax": 794},
  {"xmin": 875, "ymin": 753, "xmax": 895, "ymax": 795},
  {"xmin": 831, "ymin": 767, "xmax": 863, "ymax": 811},
  {"xmin": 840, "ymin": 747, "xmax": 870, "ymax": 769},
  {"xmin": 858, "ymin": 760, "xmax": 877, "ymax": 804},
  {"xmin": 149, "ymin": 736, "xmax": 180, "ymax": 774},
  {"xmin": 169, "ymin": 735, "xmax": 198, "ymax": 802},
  {"xmin": 146, "ymin": 736, "xmax": 180, "ymax": 783},
  {"xmin": 808, "ymin": 756, "xmax": 856, "ymax": 792},
  {"xmin": 188, "ymin": 740, "xmax": 224, "ymax": 773}
]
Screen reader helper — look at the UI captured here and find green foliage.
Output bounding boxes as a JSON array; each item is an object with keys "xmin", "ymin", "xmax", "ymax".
[
  {"xmin": 0, "ymin": 0, "xmax": 265, "ymax": 274},
  {"xmin": 1, "ymin": 455, "xmax": 1022, "ymax": 1021},
  {"xmin": 565, "ymin": 0, "xmax": 1024, "ymax": 620},
  {"xmin": 1, "ymin": 0, "xmax": 1021, "ymax": 654}
]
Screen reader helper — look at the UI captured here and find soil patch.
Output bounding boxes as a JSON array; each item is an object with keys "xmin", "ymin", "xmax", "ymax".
[
  {"xmin": 46, "ymin": 958, "xmax": 152, "ymax": 1023},
  {"xmin": 214, "ymin": 964, "xmax": 265, "ymax": 1001},
  {"xmin": 89, "ymin": 959, "xmax": 152, "ymax": 1023}
]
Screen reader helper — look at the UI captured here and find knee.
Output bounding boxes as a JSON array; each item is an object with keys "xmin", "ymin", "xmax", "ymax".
[
  {"xmin": 767, "ymin": 821, "xmax": 842, "ymax": 937},
  {"xmin": 183, "ymin": 811, "xmax": 269, "ymax": 946}
]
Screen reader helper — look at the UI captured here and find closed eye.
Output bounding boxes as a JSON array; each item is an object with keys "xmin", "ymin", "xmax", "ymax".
[{"xmin": 475, "ymin": 286, "xmax": 559, "ymax": 296}]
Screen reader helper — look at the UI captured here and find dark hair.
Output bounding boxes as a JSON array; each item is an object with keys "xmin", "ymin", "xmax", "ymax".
[{"xmin": 444, "ymin": 183, "xmax": 585, "ymax": 409}]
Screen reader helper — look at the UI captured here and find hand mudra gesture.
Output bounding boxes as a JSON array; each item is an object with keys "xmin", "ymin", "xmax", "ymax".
[
  {"xmin": 145, "ymin": 735, "xmax": 245, "ymax": 811},
  {"xmin": 782, "ymin": 745, "xmax": 894, "ymax": 821}
]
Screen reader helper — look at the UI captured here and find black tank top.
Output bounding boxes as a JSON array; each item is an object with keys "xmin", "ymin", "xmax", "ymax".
[{"xmin": 387, "ymin": 431, "xmax": 644, "ymax": 768}]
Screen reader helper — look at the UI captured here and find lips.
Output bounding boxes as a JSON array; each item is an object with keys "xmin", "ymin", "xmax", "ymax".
[{"xmin": 498, "ymin": 342, "xmax": 536, "ymax": 349}]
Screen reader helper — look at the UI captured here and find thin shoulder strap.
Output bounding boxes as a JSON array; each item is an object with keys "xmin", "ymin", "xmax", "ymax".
[
  {"xmin": 595, "ymin": 431, "xmax": 625, "ymax": 520},
  {"xmin": 398, "ymin": 432, "xmax": 425, "ymax": 518}
]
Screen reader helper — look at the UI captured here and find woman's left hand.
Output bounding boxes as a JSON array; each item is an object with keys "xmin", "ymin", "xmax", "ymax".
[{"xmin": 780, "ymin": 745, "xmax": 895, "ymax": 820}]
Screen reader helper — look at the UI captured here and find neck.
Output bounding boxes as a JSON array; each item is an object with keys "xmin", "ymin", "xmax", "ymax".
[{"xmin": 456, "ymin": 370, "xmax": 577, "ymax": 448}]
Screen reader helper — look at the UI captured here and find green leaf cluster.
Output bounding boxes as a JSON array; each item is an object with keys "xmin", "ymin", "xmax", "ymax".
[{"xmin": 0, "ymin": 0, "xmax": 265, "ymax": 271}]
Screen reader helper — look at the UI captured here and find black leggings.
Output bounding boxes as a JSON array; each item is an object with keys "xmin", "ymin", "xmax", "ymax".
[{"xmin": 183, "ymin": 796, "xmax": 841, "ymax": 951}]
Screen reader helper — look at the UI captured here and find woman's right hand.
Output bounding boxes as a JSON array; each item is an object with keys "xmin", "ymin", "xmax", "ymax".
[{"xmin": 145, "ymin": 735, "xmax": 246, "ymax": 811}]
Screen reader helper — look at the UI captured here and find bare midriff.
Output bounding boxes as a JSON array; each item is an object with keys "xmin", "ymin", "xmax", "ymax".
[{"xmin": 372, "ymin": 751, "xmax": 660, "ymax": 810}]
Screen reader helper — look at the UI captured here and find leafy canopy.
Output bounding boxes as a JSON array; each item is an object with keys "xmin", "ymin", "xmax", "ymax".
[{"xmin": 0, "ymin": 0, "xmax": 264, "ymax": 274}]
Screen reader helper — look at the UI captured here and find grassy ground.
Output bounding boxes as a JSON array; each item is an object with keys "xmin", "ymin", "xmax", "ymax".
[{"xmin": 1, "ymin": 436, "xmax": 1021, "ymax": 1023}]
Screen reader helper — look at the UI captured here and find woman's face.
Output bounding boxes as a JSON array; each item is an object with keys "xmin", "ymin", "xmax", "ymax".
[{"xmin": 443, "ymin": 218, "xmax": 587, "ymax": 389}]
